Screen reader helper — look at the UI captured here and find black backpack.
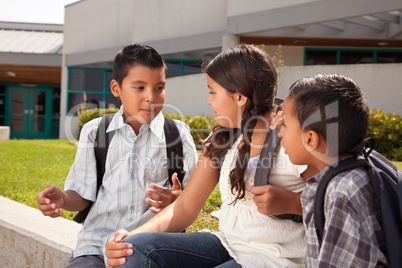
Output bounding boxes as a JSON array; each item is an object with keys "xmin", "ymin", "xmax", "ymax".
[
  {"xmin": 314, "ymin": 137, "xmax": 402, "ymax": 268},
  {"xmin": 73, "ymin": 114, "xmax": 185, "ymax": 224}
]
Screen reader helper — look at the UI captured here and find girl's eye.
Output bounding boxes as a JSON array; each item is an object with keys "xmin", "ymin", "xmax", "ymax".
[
  {"xmin": 156, "ymin": 86, "xmax": 165, "ymax": 91},
  {"xmin": 209, "ymin": 91, "xmax": 215, "ymax": 95}
]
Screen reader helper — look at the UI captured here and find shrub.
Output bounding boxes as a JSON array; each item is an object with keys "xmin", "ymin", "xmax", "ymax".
[
  {"xmin": 77, "ymin": 109, "xmax": 215, "ymax": 148},
  {"xmin": 366, "ymin": 109, "xmax": 402, "ymax": 161}
]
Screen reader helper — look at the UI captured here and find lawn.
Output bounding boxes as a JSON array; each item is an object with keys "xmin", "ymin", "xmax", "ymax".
[
  {"xmin": 0, "ymin": 139, "xmax": 219, "ymax": 231},
  {"xmin": 1, "ymin": 140, "xmax": 401, "ymax": 233}
]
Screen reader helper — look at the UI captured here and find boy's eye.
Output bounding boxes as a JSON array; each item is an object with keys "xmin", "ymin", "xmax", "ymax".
[
  {"xmin": 209, "ymin": 91, "xmax": 215, "ymax": 95},
  {"xmin": 156, "ymin": 86, "xmax": 165, "ymax": 91},
  {"xmin": 134, "ymin": 86, "xmax": 144, "ymax": 90}
]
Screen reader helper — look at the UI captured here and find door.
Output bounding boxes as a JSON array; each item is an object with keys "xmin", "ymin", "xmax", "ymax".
[{"xmin": 7, "ymin": 86, "xmax": 52, "ymax": 139}]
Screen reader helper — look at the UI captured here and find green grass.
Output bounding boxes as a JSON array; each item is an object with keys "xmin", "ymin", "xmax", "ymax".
[
  {"xmin": 0, "ymin": 139, "xmax": 219, "ymax": 231},
  {"xmin": 2, "ymin": 139, "xmax": 401, "ymax": 233}
]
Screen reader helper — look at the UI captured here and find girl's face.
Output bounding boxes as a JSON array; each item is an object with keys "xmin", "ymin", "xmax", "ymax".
[{"xmin": 206, "ymin": 75, "xmax": 243, "ymax": 129}]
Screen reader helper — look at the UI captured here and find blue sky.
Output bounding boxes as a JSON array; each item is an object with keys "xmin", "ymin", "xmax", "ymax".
[{"xmin": 0, "ymin": 0, "xmax": 81, "ymax": 24}]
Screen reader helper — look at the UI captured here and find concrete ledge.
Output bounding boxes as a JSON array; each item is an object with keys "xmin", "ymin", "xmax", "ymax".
[
  {"xmin": 0, "ymin": 196, "xmax": 82, "ymax": 268},
  {"xmin": 0, "ymin": 126, "xmax": 10, "ymax": 140}
]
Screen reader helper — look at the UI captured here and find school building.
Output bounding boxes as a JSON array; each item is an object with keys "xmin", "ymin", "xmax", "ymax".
[{"xmin": 0, "ymin": 0, "xmax": 401, "ymax": 140}]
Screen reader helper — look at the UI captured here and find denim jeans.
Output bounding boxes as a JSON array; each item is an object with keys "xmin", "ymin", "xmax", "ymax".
[
  {"xmin": 120, "ymin": 232, "xmax": 242, "ymax": 268},
  {"xmin": 66, "ymin": 254, "xmax": 105, "ymax": 268}
]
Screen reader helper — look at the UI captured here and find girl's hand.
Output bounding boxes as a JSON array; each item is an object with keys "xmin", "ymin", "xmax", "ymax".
[
  {"xmin": 145, "ymin": 173, "xmax": 182, "ymax": 214},
  {"xmin": 270, "ymin": 111, "xmax": 283, "ymax": 130},
  {"xmin": 106, "ymin": 229, "xmax": 132, "ymax": 267}
]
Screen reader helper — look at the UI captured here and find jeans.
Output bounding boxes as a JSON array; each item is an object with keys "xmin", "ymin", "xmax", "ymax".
[
  {"xmin": 66, "ymin": 254, "xmax": 105, "ymax": 268},
  {"xmin": 120, "ymin": 232, "xmax": 242, "ymax": 268}
]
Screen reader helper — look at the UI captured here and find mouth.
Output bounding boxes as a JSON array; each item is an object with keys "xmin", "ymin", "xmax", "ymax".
[{"xmin": 142, "ymin": 109, "xmax": 153, "ymax": 115}]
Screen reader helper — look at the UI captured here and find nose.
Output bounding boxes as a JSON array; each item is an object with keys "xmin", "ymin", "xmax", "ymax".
[
  {"xmin": 277, "ymin": 127, "xmax": 284, "ymax": 138},
  {"xmin": 145, "ymin": 88, "xmax": 155, "ymax": 103},
  {"xmin": 207, "ymin": 95, "xmax": 212, "ymax": 105}
]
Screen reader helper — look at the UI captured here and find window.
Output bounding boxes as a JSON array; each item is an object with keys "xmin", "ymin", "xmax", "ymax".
[
  {"xmin": 0, "ymin": 85, "xmax": 5, "ymax": 126},
  {"xmin": 67, "ymin": 68, "xmax": 115, "ymax": 115},
  {"xmin": 305, "ymin": 48, "xmax": 402, "ymax": 65},
  {"xmin": 67, "ymin": 62, "xmax": 202, "ymax": 115}
]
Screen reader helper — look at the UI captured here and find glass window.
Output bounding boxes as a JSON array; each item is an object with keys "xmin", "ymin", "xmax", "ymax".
[
  {"xmin": 106, "ymin": 71, "xmax": 113, "ymax": 89},
  {"xmin": 340, "ymin": 51, "xmax": 373, "ymax": 64},
  {"xmin": 68, "ymin": 92, "xmax": 104, "ymax": 112},
  {"xmin": 305, "ymin": 50, "xmax": 337, "ymax": 65},
  {"xmin": 69, "ymin": 69, "xmax": 104, "ymax": 92},
  {"xmin": 182, "ymin": 62, "xmax": 202, "ymax": 76},
  {"xmin": 377, "ymin": 51, "xmax": 402, "ymax": 63},
  {"xmin": 106, "ymin": 94, "xmax": 121, "ymax": 109},
  {"xmin": 51, "ymin": 119, "xmax": 59, "ymax": 138},
  {"xmin": 0, "ymin": 96, "xmax": 5, "ymax": 115},
  {"xmin": 53, "ymin": 87, "xmax": 61, "ymax": 96},
  {"xmin": 166, "ymin": 62, "xmax": 181, "ymax": 78},
  {"xmin": 0, "ymin": 117, "xmax": 4, "ymax": 126},
  {"xmin": 53, "ymin": 97, "xmax": 60, "ymax": 117},
  {"xmin": 0, "ymin": 85, "xmax": 5, "ymax": 94}
]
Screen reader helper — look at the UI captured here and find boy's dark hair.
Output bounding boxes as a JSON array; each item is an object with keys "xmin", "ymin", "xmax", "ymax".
[
  {"xmin": 288, "ymin": 73, "xmax": 370, "ymax": 156},
  {"xmin": 113, "ymin": 44, "xmax": 167, "ymax": 85}
]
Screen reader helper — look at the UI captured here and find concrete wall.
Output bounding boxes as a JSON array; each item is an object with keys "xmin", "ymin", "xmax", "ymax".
[
  {"xmin": 0, "ymin": 196, "xmax": 81, "ymax": 268},
  {"xmin": 276, "ymin": 63, "xmax": 402, "ymax": 115},
  {"xmin": 164, "ymin": 63, "xmax": 402, "ymax": 117}
]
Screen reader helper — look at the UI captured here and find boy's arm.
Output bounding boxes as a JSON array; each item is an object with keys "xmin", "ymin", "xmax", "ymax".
[
  {"xmin": 37, "ymin": 185, "xmax": 90, "ymax": 217},
  {"xmin": 247, "ymin": 185, "xmax": 302, "ymax": 215},
  {"xmin": 145, "ymin": 121, "xmax": 198, "ymax": 213}
]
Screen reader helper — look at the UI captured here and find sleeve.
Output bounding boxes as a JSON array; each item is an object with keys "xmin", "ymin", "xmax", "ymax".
[
  {"xmin": 174, "ymin": 120, "xmax": 198, "ymax": 188},
  {"xmin": 64, "ymin": 117, "xmax": 102, "ymax": 202}
]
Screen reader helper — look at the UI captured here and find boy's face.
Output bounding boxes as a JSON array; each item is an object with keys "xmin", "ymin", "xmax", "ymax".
[
  {"xmin": 278, "ymin": 97, "xmax": 309, "ymax": 165},
  {"xmin": 111, "ymin": 65, "xmax": 166, "ymax": 133}
]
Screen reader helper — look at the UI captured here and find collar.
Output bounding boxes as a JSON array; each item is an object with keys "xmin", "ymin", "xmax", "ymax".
[{"xmin": 106, "ymin": 105, "xmax": 164, "ymax": 141}]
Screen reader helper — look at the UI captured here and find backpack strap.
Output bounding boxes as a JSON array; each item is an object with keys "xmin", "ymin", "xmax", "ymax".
[
  {"xmin": 314, "ymin": 155, "xmax": 369, "ymax": 246},
  {"xmin": 253, "ymin": 126, "xmax": 303, "ymax": 222},
  {"xmin": 163, "ymin": 116, "xmax": 185, "ymax": 188},
  {"xmin": 73, "ymin": 114, "xmax": 115, "ymax": 224}
]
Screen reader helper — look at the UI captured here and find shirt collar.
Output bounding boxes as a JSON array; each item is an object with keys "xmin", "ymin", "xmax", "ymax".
[{"xmin": 106, "ymin": 105, "xmax": 165, "ymax": 141}]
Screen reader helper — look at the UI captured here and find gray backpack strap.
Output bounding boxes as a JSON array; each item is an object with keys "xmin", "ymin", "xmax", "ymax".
[
  {"xmin": 254, "ymin": 127, "xmax": 281, "ymax": 186},
  {"xmin": 254, "ymin": 126, "xmax": 303, "ymax": 223}
]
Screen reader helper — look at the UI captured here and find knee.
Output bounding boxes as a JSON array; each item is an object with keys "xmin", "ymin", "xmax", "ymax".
[{"xmin": 122, "ymin": 232, "xmax": 161, "ymax": 254}]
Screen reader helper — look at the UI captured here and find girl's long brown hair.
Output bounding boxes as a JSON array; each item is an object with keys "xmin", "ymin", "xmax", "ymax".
[{"xmin": 203, "ymin": 44, "xmax": 277, "ymax": 204}]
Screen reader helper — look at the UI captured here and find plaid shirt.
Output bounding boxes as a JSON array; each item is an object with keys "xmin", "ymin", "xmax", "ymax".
[{"xmin": 301, "ymin": 159, "xmax": 388, "ymax": 267}]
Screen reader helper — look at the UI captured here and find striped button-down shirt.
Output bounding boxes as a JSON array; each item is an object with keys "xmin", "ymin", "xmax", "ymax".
[
  {"xmin": 301, "ymin": 159, "xmax": 387, "ymax": 267},
  {"xmin": 64, "ymin": 107, "xmax": 197, "ymax": 259}
]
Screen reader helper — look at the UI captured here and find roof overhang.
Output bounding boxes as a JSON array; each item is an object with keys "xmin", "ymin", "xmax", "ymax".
[{"xmin": 228, "ymin": 0, "xmax": 402, "ymax": 41}]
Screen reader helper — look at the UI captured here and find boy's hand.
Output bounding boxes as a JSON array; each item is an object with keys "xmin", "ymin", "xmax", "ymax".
[
  {"xmin": 247, "ymin": 185, "xmax": 302, "ymax": 216},
  {"xmin": 145, "ymin": 173, "xmax": 182, "ymax": 214},
  {"xmin": 106, "ymin": 229, "xmax": 133, "ymax": 267},
  {"xmin": 36, "ymin": 185, "xmax": 64, "ymax": 217}
]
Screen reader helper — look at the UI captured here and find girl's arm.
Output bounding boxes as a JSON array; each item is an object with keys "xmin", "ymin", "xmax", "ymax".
[{"xmin": 106, "ymin": 153, "xmax": 220, "ymax": 266}]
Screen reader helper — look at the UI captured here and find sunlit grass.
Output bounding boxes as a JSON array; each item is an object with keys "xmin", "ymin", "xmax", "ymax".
[{"xmin": 0, "ymin": 140, "xmax": 220, "ymax": 231}]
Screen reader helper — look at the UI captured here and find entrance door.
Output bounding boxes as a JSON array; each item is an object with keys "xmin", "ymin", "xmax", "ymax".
[{"xmin": 8, "ymin": 86, "xmax": 52, "ymax": 139}]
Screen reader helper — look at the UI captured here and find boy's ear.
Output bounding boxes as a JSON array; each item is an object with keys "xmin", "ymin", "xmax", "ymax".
[
  {"xmin": 235, "ymin": 93, "xmax": 248, "ymax": 107},
  {"xmin": 303, "ymin": 130, "xmax": 320, "ymax": 152},
  {"xmin": 110, "ymin": 79, "xmax": 121, "ymax": 97}
]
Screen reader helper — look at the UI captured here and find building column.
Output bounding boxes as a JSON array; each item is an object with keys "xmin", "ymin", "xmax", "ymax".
[{"xmin": 222, "ymin": 35, "xmax": 240, "ymax": 51}]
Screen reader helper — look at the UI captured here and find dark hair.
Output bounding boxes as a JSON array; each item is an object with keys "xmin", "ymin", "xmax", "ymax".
[
  {"xmin": 204, "ymin": 44, "xmax": 277, "ymax": 203},
  {"xmin": 287, "ymin": 73, "xmax": 370, "ymax": 156},
  {"xmin": 113, "ymin": 44, "xmax": 167, "ymax": 86}
]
